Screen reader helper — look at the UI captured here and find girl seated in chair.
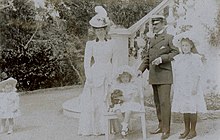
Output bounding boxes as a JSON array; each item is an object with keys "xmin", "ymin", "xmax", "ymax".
[{"xmin": 109, "ymin": 65, "xmax": 142, "ymax": 137}]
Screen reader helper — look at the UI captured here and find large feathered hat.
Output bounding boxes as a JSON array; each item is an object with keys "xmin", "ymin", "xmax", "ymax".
[{"xmin": 89, "ymin": 6, "xmax": 110, "ymax": 28}]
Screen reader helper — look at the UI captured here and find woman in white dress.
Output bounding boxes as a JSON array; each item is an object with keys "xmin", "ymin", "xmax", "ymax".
[
  {"xmin": 172, "ymin": 32, "xmax": 207, "ymax": 139},
  {"xmin": 78, "ymin": 6, "xmax": 115, "ymax": 136}
]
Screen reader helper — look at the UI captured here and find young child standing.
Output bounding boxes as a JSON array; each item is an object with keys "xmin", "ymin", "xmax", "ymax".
[
  {"xmin": 109, "ymin": 65, "xmax": 142, "ymax": 137},
  {"xmin": 0, "ymin": 77, "xmax": 20, "ymax": 134},
  {"xmin": 172, "ymin": 33, "xmax": 207, "ymax": 139}
]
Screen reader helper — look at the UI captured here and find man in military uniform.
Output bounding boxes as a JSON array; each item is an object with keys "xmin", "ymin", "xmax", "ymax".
[{"xmin": 138, "ymin": 15, "xmax": 179, "ymax": 139}]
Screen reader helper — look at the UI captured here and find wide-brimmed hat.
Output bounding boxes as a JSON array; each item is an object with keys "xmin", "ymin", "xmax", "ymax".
[
  {"xmin": 114, "ymin": 65, "xmax": 136, "ymax": 83},
  {"xmin": 173, "ymin": 31, "xmax": 199, "ymax": 47},
  {"xmin": 0, "ymin": 77, "xmax": 17, "ymax": 90},
  {"xmin": 173, "ymin": 31, "xmax": 199, "ymax": 53},
  {"xmin": 151, "ymin": 14, "xmax": 165, "ymax": 25},
  {"xmin": 89, "ymin": 6, "xmax": 109, "ymax": 28}
]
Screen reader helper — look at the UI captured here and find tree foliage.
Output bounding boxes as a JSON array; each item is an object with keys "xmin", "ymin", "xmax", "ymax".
[
  {"xmin": 207, "ymin": 9, "xmax": 220, "ymax": 47},
  {"xmin": 0, "ymin": 0, "xmax": 161, "ymax": 91},
  {"xmin": 107, "ymin": 0, "xmax": 161, "ymax": 28},
  {"xmin": 0, "ymin": 0, "xmax": 84, "ymax": 91}
]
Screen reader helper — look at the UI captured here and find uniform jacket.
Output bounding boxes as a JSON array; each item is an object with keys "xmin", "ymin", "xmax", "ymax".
[{"xmin": 139, "ymin": 32, "xmax": 179, "ymax": 84}]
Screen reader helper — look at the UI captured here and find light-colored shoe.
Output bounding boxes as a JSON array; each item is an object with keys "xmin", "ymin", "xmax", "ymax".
[
  {"xmin": 7, "ymin": 125, "xmax": 13, "ymax": 134},
  {"xmin": 121, "ymin": 122, "xmax": 128, "ymax": 130},
  {"xmin": 121, "ymin": 122, "xmax": 129, "ymax": 137}
]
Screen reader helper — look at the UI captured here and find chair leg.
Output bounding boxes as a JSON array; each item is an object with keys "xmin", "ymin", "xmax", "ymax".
[
  {"xmin": 105, "ymin": 118, "xmax": 111, "ymax": 140},
  {"xmin": 141, "ymin": 114, "xmax": 147, "ymax": 140}
]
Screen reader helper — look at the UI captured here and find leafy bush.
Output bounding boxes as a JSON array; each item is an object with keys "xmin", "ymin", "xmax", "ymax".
[
  {"xmin": 207, "ymin": 8, "xmax": 220, "ymax": 47},
  {"xmin": 0, "ymin": 0, "xmax": 162, "ymax": 91},
  {"xmin": 107, "ymin": 0, "xmax": 161, "ymax": 28},
  {"xmin": 0, "ymin": 0, "xmax": 84, "ymax": 91},
  {"xmin": 0, "ymin": 42, "xmax": 58, "ymax": 91},
  {"xmin": 55, "ymin": 0, "xmax": 94, "ymax": 37},
  {"xmin": 205, "ymin": 92, "xmax": 220, "ymax": 110}
]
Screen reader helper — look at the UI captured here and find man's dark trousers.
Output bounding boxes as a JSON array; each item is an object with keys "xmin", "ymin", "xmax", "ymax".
[{"xmin": 152, "ymin": 84, "xmax": 171, "ymax": 133}]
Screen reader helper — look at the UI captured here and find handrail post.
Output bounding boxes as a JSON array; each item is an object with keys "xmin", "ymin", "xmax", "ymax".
[
  {"xmin": 167, "ymin": 0, "xmax": 176, "ymax": 35},
  {"xmin": 139, "ymin": 25, "xmax": 145, "ymax": 38},
  {"xmin": 147, "ymin": 19, "xmax": 154, "ymax": 38},
  {"xmin": 130, "ymin": 33, "xmax": 136, "ymax": 49}
]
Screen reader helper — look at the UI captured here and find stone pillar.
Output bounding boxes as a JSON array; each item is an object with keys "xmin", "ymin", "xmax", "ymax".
[{"xmin": 109, "ymin": 28, "xmax": 129, "ymax": 73}]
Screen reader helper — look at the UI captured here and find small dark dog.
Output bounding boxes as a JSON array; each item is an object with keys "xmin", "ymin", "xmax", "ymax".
[{"xmin": 109, "ymin": 89, "xmax": 124, "ymax": 109}]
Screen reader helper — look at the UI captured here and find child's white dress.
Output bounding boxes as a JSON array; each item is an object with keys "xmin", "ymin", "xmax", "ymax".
[
  {"xmin": 0, "ymin": 92, "xmax": 21, "ymax": 119},
  {"xmin": 112, "ymin": 83, "xmax": 142, "ymax": 112},
  {"xmin": 172, "ymin": 53, "xmax": 207, "ymax": 113}
]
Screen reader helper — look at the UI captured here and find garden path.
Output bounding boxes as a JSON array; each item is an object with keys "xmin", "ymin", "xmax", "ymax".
[{"xmin": 0, "ymin": 86, "xmax": 219, "ymax": 140}]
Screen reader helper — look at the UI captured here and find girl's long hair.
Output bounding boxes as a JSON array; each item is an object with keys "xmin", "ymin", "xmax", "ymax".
[{"xmin": 181, "ymin": 38, "xmax": 206, "ymax": 62}]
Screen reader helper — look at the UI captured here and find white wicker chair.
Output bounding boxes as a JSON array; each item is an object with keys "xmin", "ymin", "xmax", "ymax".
[{"xmin": 104, "ymin": 77, "xmax": 147, "ymax": 140}]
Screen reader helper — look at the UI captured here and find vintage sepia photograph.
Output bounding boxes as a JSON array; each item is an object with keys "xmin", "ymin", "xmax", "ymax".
[{"xmin": 0, "ymin": 0, "xmax": 220, "ymax": 139}]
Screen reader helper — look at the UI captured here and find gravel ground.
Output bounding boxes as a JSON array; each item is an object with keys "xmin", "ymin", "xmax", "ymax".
[{"xmin": 0, "ymin": 86, "xmax": 219, "ymax": 140}]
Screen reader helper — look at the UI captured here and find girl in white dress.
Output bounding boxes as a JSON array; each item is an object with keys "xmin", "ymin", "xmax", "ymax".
[
  {"xmin": 0, "ymin": 77, "xmax": 20, "ymax": 134},
  {"xmin": 172, "ymin": 33, "xmax": 207, "ymax": 139},
  {"xmin": 109, "ymin": 65, "xmax": 142, "ymax": 137},
  {"xmin": 78, "ymin": 6, "xmax": 115, "ymax": 136}
]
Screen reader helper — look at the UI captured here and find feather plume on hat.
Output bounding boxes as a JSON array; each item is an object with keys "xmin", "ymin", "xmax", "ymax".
[{"xmin": 95, "ymin": 6, "xmax": 107, "ymax": 17}]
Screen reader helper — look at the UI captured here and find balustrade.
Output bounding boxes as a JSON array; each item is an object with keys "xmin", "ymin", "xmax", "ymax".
[
  {"xmin": 109, "ymin": 0, "xmax": 177, "ymax": 68},
  {"xmin": 109, "ymin": 0, "xmax": 199, "ymax": 69}
]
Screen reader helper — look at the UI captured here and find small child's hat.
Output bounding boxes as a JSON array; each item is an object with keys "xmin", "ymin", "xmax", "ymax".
[{"xmin": 0, "ymin": 77, "xmax": 17, "ymax": 89}]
